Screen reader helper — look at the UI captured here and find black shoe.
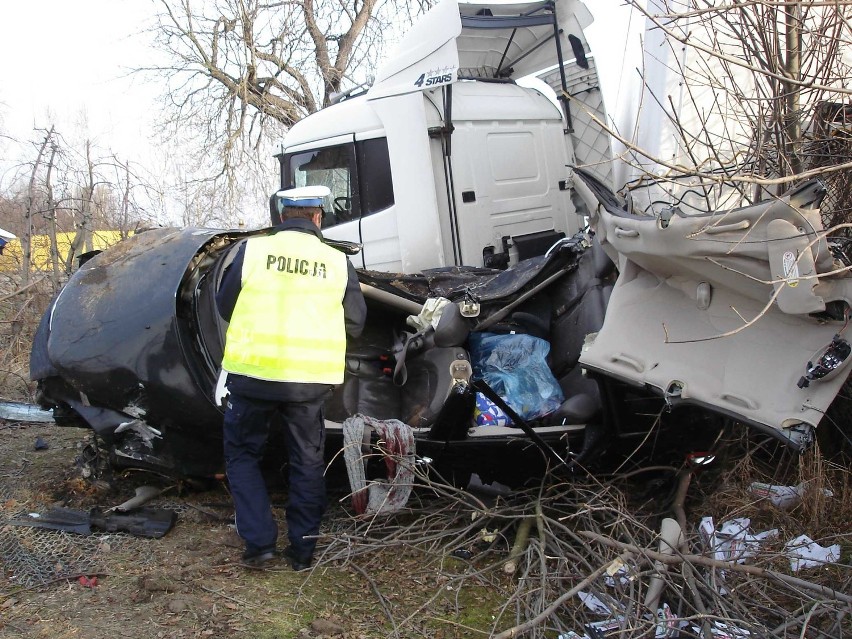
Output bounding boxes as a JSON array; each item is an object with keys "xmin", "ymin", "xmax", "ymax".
[
  {"xmin": 283, "ymin": 546, "xmax": 312, "ymax": 572},
  {"xmin": 241, "ymin": 549, "xmax": 277, "ymax": 568}
]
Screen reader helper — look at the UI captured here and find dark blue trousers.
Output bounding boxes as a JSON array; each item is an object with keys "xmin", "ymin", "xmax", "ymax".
[{"xmin": 222, "ymin": 390, "xmax": 329, "ymax": 560}]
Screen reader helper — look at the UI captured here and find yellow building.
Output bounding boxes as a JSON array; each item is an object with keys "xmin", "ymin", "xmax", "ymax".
[{"xmin": 0, "ymin": 231, "xmax": 129, "ymax": 272}]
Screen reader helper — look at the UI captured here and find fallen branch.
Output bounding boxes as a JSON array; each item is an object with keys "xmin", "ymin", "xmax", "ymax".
[{"xmin": 503, "ymin": 516, "xmax": 533, "ymax": 575}]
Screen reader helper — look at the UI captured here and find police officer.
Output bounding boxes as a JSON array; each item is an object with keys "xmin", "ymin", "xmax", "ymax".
[{"xmin": 216, "ymin": 185, "xmax": 366, "ymax": 570}]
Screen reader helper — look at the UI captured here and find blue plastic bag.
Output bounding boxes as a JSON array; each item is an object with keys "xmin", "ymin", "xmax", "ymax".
[{"xmin": 469, "ymin": 332, "xmax": 564, "ymax": 422}]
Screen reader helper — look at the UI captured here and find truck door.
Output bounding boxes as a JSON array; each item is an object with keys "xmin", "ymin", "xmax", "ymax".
[
  {"xmin": 433, "ymin": 82, "xmax": 580, "ymax": 269},
  {"xmin": 280, "ymin": 136, "xmax": 397, "ymax": 269}
]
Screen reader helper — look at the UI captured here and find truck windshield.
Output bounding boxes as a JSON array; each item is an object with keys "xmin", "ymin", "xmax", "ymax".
[{"xmin": 283, "ymin": 138, "xmax": 394, "ymax": 230}]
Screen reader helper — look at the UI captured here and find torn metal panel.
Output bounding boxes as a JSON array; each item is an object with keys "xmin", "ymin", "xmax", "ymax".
[
  {"xmin": 32, "ymin": 227, "xmax": 243, "ymax": 477},
  {"xmin": 0, "ymin": 401, "xmax": 54, "ymax": 423},
  {"xmin": 358, "ymin": 234, "xmax": 588, "ymax": 305},
  {"xmin": 575, "ymin": 168, "xmax": 852, "ymax": 448}
]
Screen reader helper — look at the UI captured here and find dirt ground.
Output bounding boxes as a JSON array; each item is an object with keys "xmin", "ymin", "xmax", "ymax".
[
  {"xmin": 0, "ymin": 421, "xmax": 509, "ymax": 639},
  {"xmin": 1, "ymin": 415, "xmax": 850, "ymax": 639}
]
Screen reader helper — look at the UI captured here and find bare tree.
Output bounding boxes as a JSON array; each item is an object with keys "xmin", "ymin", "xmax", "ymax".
[
  {"xmin": 23, "ymin": 128, "xmax": 54, "ymax": 285},
  {"xmin": 146, "ymin": 0, "xmax": 429, "ymax": 186},
  {"xmin": 2, "ymin": 128, "xmax": 164, "ymax": 281},
  {"xmin": 43, "ymin": 136, "xmax": 60, "ymax": 287},
  {"xmin": 65, "ymin": 139, "xmax": 96, "ymax": 271}
]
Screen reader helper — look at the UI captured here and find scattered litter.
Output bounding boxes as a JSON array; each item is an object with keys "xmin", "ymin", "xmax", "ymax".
[
  {"xmin": 10, "ymin": 506, "xmax": 177, "ymax": 538},
  {"xmin": 109, "ymin": 485, "xmax": 162, "ymax": 512},
  {"xmin": 699, "ymin": 517, "xmax": 777, "ymax": 564},
  {"xmin": 479, "ymin": 528, "xmax": 497, "ymax": 544},
  {"xmin": 563, "ymin": 603, "xmax": 736, "ymax": 639},
  {"xmin": 748, "ymin": 481, "xmax": 834, "ymax": 509},
  {"xmin": 78, "ymin": 575, "xmax": 98, "ymax": 588},
  {"xmin": 603, "ymin": 558, "xmax": 631, "ymax": 587},
  {"xmin": 690, "ymin": 620, "xmax": 752, "ymax": 638},
  {"xmin": 576, "ymin": 591, "xmax": 612, "ymax": 616},
  {"xmin": 34, "ymin": 436, "xmax": 49, "ymax": 450},
  {"xmin": 653, "ymin": 603, "xmax": 686, "ymax": 638},
  {"xmin": 584, "ymin": 615, "xmax": 625, "ymax": 638},
  {"xmin": 784, "ymin": 534, "xmax": 841, "ymax": 572}
]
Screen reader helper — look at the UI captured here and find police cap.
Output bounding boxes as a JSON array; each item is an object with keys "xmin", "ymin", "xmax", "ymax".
[{"xmin": 275, "ymin": 185, "xmax": 331, "ymax": 209}]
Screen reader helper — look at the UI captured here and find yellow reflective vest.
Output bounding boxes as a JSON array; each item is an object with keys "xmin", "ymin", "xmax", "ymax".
[{"xmin": 221, "ymin": 231, "xmax": 349, "ymax": 384}]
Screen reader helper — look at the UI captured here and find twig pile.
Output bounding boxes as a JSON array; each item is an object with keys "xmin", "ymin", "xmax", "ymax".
[{"xmin": 314, "ymin": 459, "xmax": 850, "ymax": 638}]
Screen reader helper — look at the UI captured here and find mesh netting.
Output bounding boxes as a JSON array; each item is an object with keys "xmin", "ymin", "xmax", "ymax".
[
  {"xmin": 0, "ymin": 438, "xmax": 155, "ymax": 589},
  {"xmin": 0, "ymin": 521, "xmax": 144, "ymax": 588}
]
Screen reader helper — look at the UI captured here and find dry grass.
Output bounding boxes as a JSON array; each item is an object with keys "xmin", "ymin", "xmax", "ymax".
[
  {"xmin": 0, "ymin": 273, "xmax": 57, "ymax": 402},
  {"xmin": 696, "ymin": 431, "xmax": 852, "ymax": 541}
]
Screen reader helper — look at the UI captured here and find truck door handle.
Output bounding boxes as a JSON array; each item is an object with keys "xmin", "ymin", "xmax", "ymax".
[{"xmin": 614, "ymin": 227, "xmax": 639, "ymax": 238}]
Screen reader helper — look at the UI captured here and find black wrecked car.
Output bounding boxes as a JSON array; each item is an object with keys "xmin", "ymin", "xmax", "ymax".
[{"xmin": 30, "ymin": 171, "xmax": 852, "ymax": 483}]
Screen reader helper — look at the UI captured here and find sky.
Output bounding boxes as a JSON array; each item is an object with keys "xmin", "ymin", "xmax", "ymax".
[
  {"xmin": 0, "ymin": 0, "xmax": 162, "ymax": 162},
  {"xmin": 0, "ymin": 0, "xmax": 641, "ymax": 188}
]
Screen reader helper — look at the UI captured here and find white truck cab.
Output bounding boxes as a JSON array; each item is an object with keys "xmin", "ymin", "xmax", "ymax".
[{"xmin": 276, "ymin": 0, "xmax": 612, "ymax": 272}]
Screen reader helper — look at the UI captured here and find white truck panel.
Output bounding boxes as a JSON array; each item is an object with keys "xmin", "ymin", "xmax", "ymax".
[
  {"xmin": 538, "ymin": 55, "xmax": 614, "ymax": 189},
  {"xmin": 439, "ymin": 88, "xmax": 578, "ymax": 266}
]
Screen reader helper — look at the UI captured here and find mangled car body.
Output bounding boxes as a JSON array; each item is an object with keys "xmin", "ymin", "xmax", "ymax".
[
  {"xmin": 30, "ymin": 221, "xmax": 611, "ymax": 481},
  {"xmin": 26, "ymin": 0, "xmax": 852, "ymax": 481},
  {"xmin": 30, "ymin": 170, "xmax": 852, "ymax": 482}
]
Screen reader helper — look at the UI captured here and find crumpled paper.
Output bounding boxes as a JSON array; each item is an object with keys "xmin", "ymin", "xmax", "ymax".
[
  {"xmin": 699, "ymin": 516, "xmax": 777, "ymax": 564},
  {"xmin": 576, "ymin": 591, "xmax": 624, "ymax": 616},
  {"xmin": 748, "ymin": 481, "xmax": 833, "ymax": 509},
  {"xmin": 784, "ymin": 534, "xmax": 841, "ymax": 572}
]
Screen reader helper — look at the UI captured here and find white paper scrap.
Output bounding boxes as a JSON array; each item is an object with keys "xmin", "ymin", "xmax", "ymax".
[{"xmin": 784, "ymin": 534, "xmax": 841, "ymax": 572}]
